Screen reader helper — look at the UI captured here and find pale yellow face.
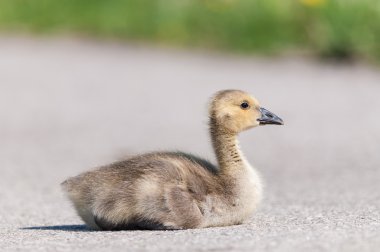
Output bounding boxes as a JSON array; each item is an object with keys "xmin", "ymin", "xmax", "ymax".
[{"xmin": 210, "ymin": 90, "xmax": 262, "ymax": 133}]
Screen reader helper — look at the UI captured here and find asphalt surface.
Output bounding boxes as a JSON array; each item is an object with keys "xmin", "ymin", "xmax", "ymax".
[{"xmin": 0, "ymin": 36, "xmax": 379, "ymax": 252}]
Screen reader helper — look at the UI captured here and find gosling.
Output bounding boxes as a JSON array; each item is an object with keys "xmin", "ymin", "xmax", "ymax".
[{"xmin": 62, "ymin": 90, "xmax": 283, "ymax": 230}]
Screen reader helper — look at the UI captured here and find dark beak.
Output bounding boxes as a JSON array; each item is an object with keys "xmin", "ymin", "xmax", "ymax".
[{"xmin": 258, "ymin": 107, "xmax": 284, "ymax": 125}]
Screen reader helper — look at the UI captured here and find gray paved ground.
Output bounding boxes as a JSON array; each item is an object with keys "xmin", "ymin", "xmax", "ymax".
[{"xmin": 0, "ymin": 36, "xmax": 379, "ymax": 252}]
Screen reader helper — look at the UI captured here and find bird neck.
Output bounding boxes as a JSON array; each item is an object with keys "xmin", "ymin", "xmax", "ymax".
[{"xmin": 209, "ymin": 119, "xmax": 246, "ymax": 175}]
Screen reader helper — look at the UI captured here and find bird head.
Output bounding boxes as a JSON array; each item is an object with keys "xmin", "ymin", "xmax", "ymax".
[{"xmin": 209, "ymin": 90, "xmax": 283, "ymax": 134}]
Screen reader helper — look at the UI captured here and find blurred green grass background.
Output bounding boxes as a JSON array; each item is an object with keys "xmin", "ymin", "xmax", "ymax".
[{"xmin": 0, "ymin": 0, "xmax": 379, "ymax": 61}]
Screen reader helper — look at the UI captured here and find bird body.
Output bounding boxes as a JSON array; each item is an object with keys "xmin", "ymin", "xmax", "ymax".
[{"xmin": 62, "ymin": 90, "xmax": 283, "ymax": 230}]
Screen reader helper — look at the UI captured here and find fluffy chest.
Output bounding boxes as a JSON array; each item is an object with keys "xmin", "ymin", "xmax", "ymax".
[
  {"xmin": 234, "ymin": 163, "xmax": 263, "ymax": 212},
  {"xmin": 227, "ymin": 162, "xmax": 262, "ymax": 218},
  {"xmin": 201, "ymin": 163, "xmax": 263, "ymax": 227}
]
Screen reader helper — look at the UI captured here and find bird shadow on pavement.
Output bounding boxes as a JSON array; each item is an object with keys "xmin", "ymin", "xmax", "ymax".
[
  {"xmin": 21, "ymin": 225, "xmax": 91, "ymax": 232},
  {"xmin": 20, "ymin": 225, "xmax": 170, "ymax": 232}
]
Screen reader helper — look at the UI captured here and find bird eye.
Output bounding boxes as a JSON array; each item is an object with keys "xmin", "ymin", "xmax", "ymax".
[{"xmin": 240, "ymin": 102, "xmax": 250, "ymax": 110}]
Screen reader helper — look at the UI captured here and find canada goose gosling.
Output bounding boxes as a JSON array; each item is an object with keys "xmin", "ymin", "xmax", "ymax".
[{"xmin": 62, "ymin": 90, "xmax": 283, "ymax": 230}]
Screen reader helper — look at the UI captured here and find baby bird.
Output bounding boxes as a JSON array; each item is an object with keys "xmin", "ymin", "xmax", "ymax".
[{"xmin": 62, "ymin": 90, "xmax": 283, "ymax": 230}]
